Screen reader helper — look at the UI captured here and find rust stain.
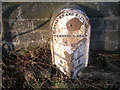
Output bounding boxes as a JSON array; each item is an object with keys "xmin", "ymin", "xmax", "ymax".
[
  {"xmin": 64, "ymin": 18, "xmax": 85, "ymax": 45},
  {"xmin": 64, "ymin": 51, "xmax": 71, "ymax": 61},
  {"xmin": 66, "ymin": 18, "xmax": 83, "ymax": 31}
]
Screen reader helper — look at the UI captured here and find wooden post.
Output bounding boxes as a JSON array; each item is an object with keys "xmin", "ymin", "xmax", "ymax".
[{"xmin": 50, "ymin": 5, "xmax": 91, "ymax": 79}]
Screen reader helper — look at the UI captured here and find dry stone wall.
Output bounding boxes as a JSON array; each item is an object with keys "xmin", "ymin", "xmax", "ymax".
[{"xmin": 2, "ymin": 2, "xmax": 120, "ymax": 51}]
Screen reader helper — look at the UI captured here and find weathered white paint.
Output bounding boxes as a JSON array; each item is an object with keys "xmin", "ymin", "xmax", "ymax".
[{"xmin": 50, "ymin": 6, "xmax": 91, "ymax": 78}]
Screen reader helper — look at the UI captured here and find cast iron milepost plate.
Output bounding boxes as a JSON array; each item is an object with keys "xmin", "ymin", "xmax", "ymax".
[{"xmin": 50, "ymin": 5, "xmax": 91, "ymax": 78}]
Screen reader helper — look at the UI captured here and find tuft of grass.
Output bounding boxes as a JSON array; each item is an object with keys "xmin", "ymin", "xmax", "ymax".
[
  {"xmin": 24, "ymin": 46, "xmax": 38, "ymax": 52},
  {"xmin": 53, "ymin": 79, "xmax": 68, "ymax": 88}
]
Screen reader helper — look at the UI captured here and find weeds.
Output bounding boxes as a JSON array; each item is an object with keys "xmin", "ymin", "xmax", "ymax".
[{"xmin": 2, "ymin": 45, "xmax": 120, "ymax": 89}]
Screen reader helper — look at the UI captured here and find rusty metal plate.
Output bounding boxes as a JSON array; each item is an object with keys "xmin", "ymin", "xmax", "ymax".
[{"xmin": 50, "ymin": 5, "xmax": 91, "ymax": 78}]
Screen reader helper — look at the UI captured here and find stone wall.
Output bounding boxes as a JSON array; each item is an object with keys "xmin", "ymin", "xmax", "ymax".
[{"xmin": 2, "ymin": 2, "xmax": 120, "ymax": 51}]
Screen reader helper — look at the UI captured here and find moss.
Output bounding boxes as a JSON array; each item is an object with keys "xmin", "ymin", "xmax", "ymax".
[{"xmin": 24, "ymin": 45, "xmax": 38, "ymax": 52}]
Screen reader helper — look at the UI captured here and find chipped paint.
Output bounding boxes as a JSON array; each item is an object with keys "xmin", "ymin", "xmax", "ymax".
[{"xmin": 50, "ymin": 5, "xmax": 91, "ymax": 78}]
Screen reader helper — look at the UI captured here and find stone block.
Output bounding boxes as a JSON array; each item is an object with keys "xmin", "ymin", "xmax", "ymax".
[
  {"xmin": 91, "ymin": 30, "xmax": 105, "ymax": 41},
  {"xmin": 2, "ymin": 30, "xmax": 49, "ymax": 50},
  {"xmin": 2, "ymin": 3, "xmax": 21, "ymax": 19},
  {"xmin": 21, "ymin": 2, "xmax": 67, "ymax": 19},
  {"xmin": 90, "ymin": 18, "xmax": 118, "ymax": 31},
  {"xmin": 118, "ymin": 18, "xmax": 120, "ymax": 31},
  {"xmin": 33, "ymin": 20, "xmax": 50, "ymax": 31},
  {"xmin": 11, "ymin": 30, "xmax": 50, "ymax": 49},
  {"xmin": 3, "ymin": 19, "xmax": 50, "ymax": 32},
  {"xmin": 3, "ymin": 19, "xmax": 34, "ymax": 32},
  {"xmin": 108, "ymin": 2, "xmax": 120, "ymax": 16},
  {"xmin": 105, "ymin": 31, "xmax": 118, "ymax": 41},
  {"xmin": 118, "ymin": 40, "xmax": 120, "ymax": 51},
  {"xmin": 72, "ymin": 2, "xmax": 119, "ymax": 17},
  {"xmin": 2, "ymin": 31, "xmax": 19, "ymax": 42},
  {"xmin": 117, "ymin": 29, "xmax": 120, "ymax": 51},
  {"xmin": 90, "ymin": 18, "xmax": 105, "ymax": 30},
  {"xmin": 104, "ymin": 41, "xmax": 118, "ymax": 51},
  {"xmin": 105, "ymin": 19, "xmax": 118, "ymax": 31},
  {"xmin": 90, "ymin": 40, "xmax": 118, "ymax": 51},
  {"xmin": 90, "ymin": 40, "xmax": 104, "ymax": 50}
]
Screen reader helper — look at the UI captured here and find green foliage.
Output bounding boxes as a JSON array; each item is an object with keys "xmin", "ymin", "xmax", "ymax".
[
  {"xmin": 53, "ymin": 79, "xmax": 68, "ymax": 88},
  {"xmin": 23, "ymin": 46, "xmax": 38, "ymax": 52}
]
